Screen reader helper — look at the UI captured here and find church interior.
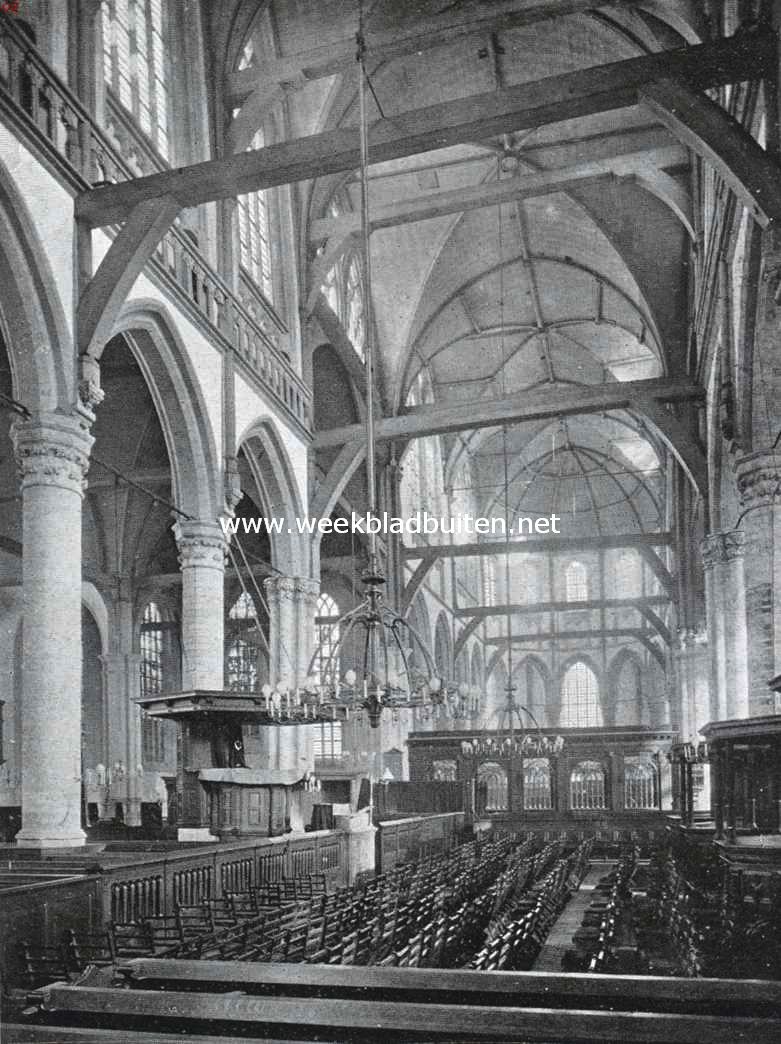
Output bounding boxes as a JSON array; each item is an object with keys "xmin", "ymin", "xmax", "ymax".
[{"xmin": 1, "ymin": 0, "xmax": 781, "ymax": 1040}]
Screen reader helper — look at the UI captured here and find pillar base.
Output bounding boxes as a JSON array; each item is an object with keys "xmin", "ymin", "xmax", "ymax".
[
  {"xmin": 177, "ymin": 827, "xmax": 218, "ymax": 843},
  {"xmin": 14, "ymin": 828, "xmax": 87, "ymax": 849}
]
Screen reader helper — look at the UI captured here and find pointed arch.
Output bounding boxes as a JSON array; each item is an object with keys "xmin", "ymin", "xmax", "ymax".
[
  {"xmin": 511, "ymin": 654, "xmax": 551, "ymax": 729},
  {"xmin": 608, "ymin": 646, "xmax": 646, "ymax": 727},
  {"xmin": 434, "ymin": 611, "xmax": 453, "ymax": 681},
  {"xmin": 111, "ymin": 300, "xmax": 221, "ymax": 520},
  {"xmin": 238, "ymin": 416, "xmax": 307, "ymax": 576},
  {"xmin": 0, "ymin": 154, "xmax": 71, "ymax": 411},
  {"xmin": 559, "ymin": 656, "xmax": 603, "ymax": 728}
]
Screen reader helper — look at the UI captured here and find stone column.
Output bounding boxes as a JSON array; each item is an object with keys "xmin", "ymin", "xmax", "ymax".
[
  {"xmin": 263, "ymin": 575, "xmax": 319, "ymax": 690},
  {"xmin": 99, "ymin": 578, "xmax": 143, "ymax": 825},
  {"xmin": 673, "ymin": 628, "xmax": 709, "ymax": 742},
  {"xmin": 174, "ymin": 520, "xmax": 226, "ymax": 690},
  {"xmin": 12, "ymin": 411, "xmax": 93, "ymax": 847},
  {"xmin": 736, "ymin": 452, "xmax": 781, "ymax": 714},
  {"xmin": 701, "ymin": 530, "xmax": 749, "ymax": 722}
]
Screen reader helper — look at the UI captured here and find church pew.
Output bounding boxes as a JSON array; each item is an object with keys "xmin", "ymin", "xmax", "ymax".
[
  {"xmin": 3, "ymin": 1027, "xmax": 315, "ymax": 1044},
  {"xmin": 20, "ymin": 982, "xmax": 781, "ymax": 1042},
  {"xmin": 113, "ymin": 960, "xmax": 781, "ymax": 1017}
]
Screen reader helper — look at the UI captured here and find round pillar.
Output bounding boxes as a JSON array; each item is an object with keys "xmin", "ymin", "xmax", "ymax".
[
  {"xmin": 174, "ymin": 520, "xmax": 226, "ymax": 690},
  {"xmin": 12, "ymin": 411, "xmax": 93, "ymax": 847}
]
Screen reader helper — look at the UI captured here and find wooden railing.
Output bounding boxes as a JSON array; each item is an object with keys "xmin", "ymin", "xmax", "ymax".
[
  {"xmin": 102, "ymin": 830, "xmax": 347, "ymax": 923},
  {"xmin": 376, "ymin": 811, "xmax": 466, "ymax": 873},
  {"xmin": 0, "ymin": 11, "xmax": 310, "ymax": 433}
]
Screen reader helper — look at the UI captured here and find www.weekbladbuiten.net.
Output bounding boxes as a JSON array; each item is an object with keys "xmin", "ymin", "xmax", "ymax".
[{"xmin": 221, "ymin": 511, "xmax": 562, "ymax": 538}]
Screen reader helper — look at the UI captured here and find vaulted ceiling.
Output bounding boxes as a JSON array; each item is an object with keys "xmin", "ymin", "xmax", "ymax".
[{"xmin": 230, "ymin": 0, "xmax": 703, "ymax": 532}]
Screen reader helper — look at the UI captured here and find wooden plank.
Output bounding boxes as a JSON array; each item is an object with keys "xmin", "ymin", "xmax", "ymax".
[
  {"xmin": 3, "ymin": 1027, "xmax": 290, "ymax": 1044},
  {"xmin": 403, "ymin": 531, "xmax": 673, "ymax": 560},
  {"xmin": 313, "ymin": 377, "xmax": 705, "ymax": 449},
  {"xmin": 226, "ymin": 0, "xmax": 648, "ymax": 104},
  {"xmin": 27, "ymin": 985, "xmax": 781, "ymax": 1042},
  {"xmin": 309, "ymin": 146, "xmax": 687, "ymax": 241},
  {"xmin": 115, "ymin": 959, "xmax": 781, "ymax": 1009},
  {"xmin": 76, "ymin": 35, "xmax": 773, "ymax": 228}
]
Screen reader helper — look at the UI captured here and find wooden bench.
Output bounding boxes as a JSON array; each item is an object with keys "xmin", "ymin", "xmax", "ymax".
[{"xmin": 19, "ymin": 978, "xmax": 781, "ymax": 1043}]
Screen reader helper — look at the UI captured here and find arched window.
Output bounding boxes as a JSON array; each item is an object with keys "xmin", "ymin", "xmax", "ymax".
[
  {"xmin": 314, "ymin": 593, "xmax": 340, "ymax": 685},
  {"xmin": 102, "ymin": 0, "xmax": 171, "ymax": 160},
  {"xmin": 624, "ymin": 756, "xmax": 657, "ymax": 810},
  {"xmin": 523, "ymin": 758, "xmax": 552, "ymax": 810},
  {"xmin": 344, "ymin": 255, "xmax": 365, "ymax": 360},
  {"xmin": 237, "ymin": 128, "xmax": 273, "ymax": 302},
  {"xmin": 615, "ymin": 551, "xmax": 641, "ymax": 597},
  {"xmin": 478, "ymin": 761, "xmax": 508, "ymax": 811},
  {"xmin": 226, "ymin": 592, "xmax": 259, "ymax": 692},
  {"xmin": 565, "ymin": 560, "xmax": 588, "ymax": 601},
  {"xmin": 322, "ymin": 263, "xmax": 340, "ymax": 315},
  {"xmin": 570, "ymin": 760, "xmax": 606, "ymax": 810},
  {"xmin": 139, "ymin": 601, "xmax": 175, "ymax": 762},
  {"xmin": 560, "ymin": 661, "xmax": 602, "ymax": 728},
  {"xmin": 314, "ymin": 721, "xmax": 342, "ymax": 760}
]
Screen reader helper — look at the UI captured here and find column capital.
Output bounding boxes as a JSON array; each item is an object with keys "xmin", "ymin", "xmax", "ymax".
[
  {"xmin": 173, "ymin": 519, "xmax": 226, "ymax": 571},
  {"xmin": 676, "ymin": 626, "xmax": 708, "ymax": 651},
  {"xmin": 701, "ymin": 529, "xmax": 747, "ymax": 569},
  {"xmin": 736, "ymin": 449, "xmax": 781, "ymax": 511},
  {"xmin": 11, "ymin": 411, "xmax": 93, "ymax": 497},
  {"xmin": 263, "ymin": 574, "xmax": 319, "ymax": 605}
]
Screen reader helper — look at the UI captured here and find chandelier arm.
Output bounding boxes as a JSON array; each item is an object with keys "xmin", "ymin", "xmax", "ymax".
[
  {"xmin": 391, "ymin": 613, "xmax": 442, "ymax": 681},
  {"xmin": 307, "ymin": 603, "xmax": 363, "ymax": 684}
]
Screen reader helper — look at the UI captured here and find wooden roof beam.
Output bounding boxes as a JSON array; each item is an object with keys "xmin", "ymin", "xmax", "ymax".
[
  {"xmin": 309, "ymin": 146, "xmax": 688, "ymax": 242},
  {"xmin": 76, "ymin": 33, "xmax": 773, "ymax": 229},
  {"xmin": 403, "ymin": 531, "xmax": 672, "ymax": 562},
  {"xmin": 454, "ymin": 595, "xmax": 670, "ymax": 618},
  {"xmin": 313, "ymin": 376, "xmax": 705, "ymax": 449}
]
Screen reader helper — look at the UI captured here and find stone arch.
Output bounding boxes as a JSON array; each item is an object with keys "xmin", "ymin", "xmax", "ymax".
[
  {"xmin": 81, "ymin": 582, "xmax": 109, "ymax": 656},
  {"xmin": 110, "ymin": 300, "xmax": 221, "ymax": 520},
  {"xmin": 470, "ymin": 643, "xmax": 483, "ymax": 690},
  {"xmin": 238, "ymin": 417, "xmax": 307, "ymax": 577},
  {"xmin": 434, "ymin": 611, "xmax": 453, "ymax": 680},
  {"xmin": 512, "ymin": 654, "xmax": 551, "ymax": 729},
  {"xmin": 608, "ymin": 647, "xmax": 645, "ymax": 727},
  {"xmin": 406, "ymin": 593, "xmax": 433, "ymax": 669},
  {"xmin": 0, "ymin": 154, "xmax": 71, "ymax": 411}
]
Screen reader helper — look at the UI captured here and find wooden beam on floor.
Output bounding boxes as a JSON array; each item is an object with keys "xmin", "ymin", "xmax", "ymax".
[
  {"xmin": 76, "ymin": 34, "xmax": 773, "ymax": 229},
  {"xmin": 313, "ymin": 376, "xmax": 705, "ymax": 448},
  {"xmin": 309, "ymin": 146, "xmax": 686, "ymax": 242}
]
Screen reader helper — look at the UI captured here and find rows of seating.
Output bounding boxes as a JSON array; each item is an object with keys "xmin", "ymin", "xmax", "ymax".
[
  {"xmin": 647, "ymin": 846, "xmax": 726, "ymax": 977},
  {"xmin": 19, "ymin": 837, "xmax": 535, "ymax": 985},
  {"xmin": 17, "ymin": 874, "xmax": 328, "ymax": 988},
  {"xmin": 470, "ymin": 839, "xmax": 593, "ymax": 970}
]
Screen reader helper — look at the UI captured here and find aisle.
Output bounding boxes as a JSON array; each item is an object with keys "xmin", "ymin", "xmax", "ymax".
[{"xmin": 531, "ymin": 861, "xmax": 614, "ymax": 971}]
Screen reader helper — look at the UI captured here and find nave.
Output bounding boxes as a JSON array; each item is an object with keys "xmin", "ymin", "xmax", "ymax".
[{"xmin": 6, "ymin": 828, "xmax": 781, "ymax": 1042}]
